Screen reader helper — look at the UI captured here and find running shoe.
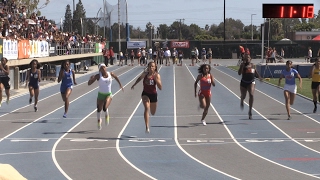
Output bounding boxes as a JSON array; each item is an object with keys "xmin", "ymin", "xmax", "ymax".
[
  {"xmin": 0, "ymin": 102, "xmax": 1, "ymax": 108},
  {"xmin": 313, "ymin": 106, "xmax": 317, "ymax": 113},
  {"xmin": 98, "ymin": 119, "xmax": 102, "ymax": 130},
  {"xmin": 29, "ymin": 98, "xmax": 32, "ymax": 104},
  {"xmin": 248, "ymin": 111, "xmax": 252, "ymax": 120},
  {"xmin": 34, "ymin": 106, "xmax": 38, "ymax": 112},
  {"xmin": 105, "ymin": 115, "xmax": 110, "ymax": 125},
  {"xmin": 6, "ymin": 99, "xmax": 9, "ymax": 105},
  {"xmin": 63, "ymin": 113, "xmax": 67, "ymax": 118},
  {"xmin": 287, "ymin": 115, "xmax": 291, "ymax": 120},
  {"xmin": 201, "ymin": 120, "xmax": 207, "ymax": 126},
  {"xmin": 240, "ymin": 101, "xmax": 244, "ymax": 110},
  {"xmin": 145, "ymin": 128, "xmax": 150, "ymax": 134}
]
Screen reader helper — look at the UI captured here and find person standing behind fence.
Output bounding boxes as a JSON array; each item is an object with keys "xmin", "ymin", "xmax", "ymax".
[
  {"xmin": 109, "ymin": 46, "xmax": 115, "ymax": 65},
  {"xmin": 190, "ymin": 48, "xmax": 196, "ymax": 66},
  {"xmin": 201, "ymin": 48, "xmax": 207, "ymax": 64},
  {"xmin": 58, "ymin": 60, "xmax": 77, "ymax": 118},
  {"xmin": 102, "ymin": 47, "xmax": 110, "ymax": 67},
  {"xmin": 25, "ymin": 59, "xmax": 41, "ymax": 112},
  {"xmin": 159, "ymin": 48, "xmax": 164, "ymax": 65},
  {"xmin": 309, "ymin": 58, "xmax": 320, "ymax": 113},
  {"xmin": 207, "ymin": 48, "xmax": 213, "ymax": 65},
  {"xmin": 278, "ymin": 60, "xmax": 302, "ymax": 120},
  {"xmin": 307, "ymin": 47, "xmax": 312, "ymax": 63},
  {"xmin": 136, "ymin": 48, "xmax": 141, "ymax": 66},
  {"xmin": 130, "ymin": 49, "xmax": 135, "ymax": 66},
  {"xmin": 0, "ymin": 57, "xmax": 10, "ymax": 107},
  {"xmin": 164, "ymin": 47, "xmax": 171, "ymax": 66}
]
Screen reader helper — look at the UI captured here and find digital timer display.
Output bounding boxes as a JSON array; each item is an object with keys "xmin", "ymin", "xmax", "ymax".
[{"xmin": 263, "ymin": 4, "xmax": 314, "ymax": 18}]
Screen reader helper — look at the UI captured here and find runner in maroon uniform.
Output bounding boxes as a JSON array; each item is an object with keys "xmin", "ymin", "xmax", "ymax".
[{"xmin": 131, "ymin": 62, "xmax": 162, "ymax": 133}]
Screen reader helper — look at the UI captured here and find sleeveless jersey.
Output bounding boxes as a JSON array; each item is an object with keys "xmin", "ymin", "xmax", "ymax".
[
  {"xmin": 0, "ymin": 65, "xmax": 8, "ymax": 77},
  {"xmin": 241, "ymin": 63, "xmax": 255, "ymax": 83},
  {"xmin": 200, "ymin": 74, "xmax": 212, "ymax": 91},
  {"xmin": 61, "ymin": 69, "xmax": 73, "ymax": 87},
  {"xmin": 29, "ymin": 70, "xmax": 39, "ymax": 86},
  {"xmin": 143, "ymin": 73, "xmax": 157, "ymax": 94},
  {"xmin": 98, "ymin": 71, "xmax": 112, "ymax": 93},
  {"xmin": 312, "ymin": 68, "xmax": 320, "ymax": 82}
]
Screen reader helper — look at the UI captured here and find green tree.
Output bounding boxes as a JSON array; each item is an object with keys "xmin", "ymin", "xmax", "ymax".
[
  {"xmin": 73, "ymin": 0, "xmax": 86, "ymax": 35},
  {"xmin": 63, "ymin": 4, "xmax": 72, "ymax": 32},
  {"xmin": 18, "ymin": 0, "xmax": 50, "ymax": 17},
  {"xmin": 158, "ymin": 24, "xmax": 169, "ymax": 40}
]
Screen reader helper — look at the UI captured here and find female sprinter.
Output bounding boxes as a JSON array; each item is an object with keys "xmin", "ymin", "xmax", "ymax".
[
  {"xmin": 88, "ymin": 63, "xmax": 123, "ymax": 130},
  {"xmin": 0, "ymin": 57, "xmax": 10, "ymax": 106},
  {"xmin": 309, "ymin": 57, "xmax": 320, "ymax": 113},
  {"xmin": 58, "ymin": 60, "xmax": 77, "ymax": 118},
  {"xmin": 25, "ymin": 59, "xmax": 41, "ymax": 112},
  {"xmin": 278, "ymin": 60, "xmax": 302, "ymax": 120},
  {"xmin": 238, "ymin": 54, "xmax": 262, "ymax": 120},
  {"xmin": 131, "ymin": 61, "xmax": 162, "ymax": 133},
  {"xmin": 194, "ymin": 64, "xmax": 215, "ymax": 126}
]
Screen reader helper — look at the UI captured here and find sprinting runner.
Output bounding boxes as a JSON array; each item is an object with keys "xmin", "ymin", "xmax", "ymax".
[
  {"xmin": 0, "ymin": 57, "xmax": 10, "ymax": 107},
  {"xmin": 25, "ymin": 59, "xmax": 41, "ymax": 112},
  {"xmin": 131, "ymin": 61, "xmax": 162, "ymax": 133},
  {"xmin": 194, "ymin": 64, "xmax": 215, "ymax": 126},
  {"xmin": 88, "ymin": 63, "xmax": 124, "ymax": 130},
  {"xmin": 309, "ymin": 57, "xmax": 320, "ymax": 113},
  {"xmin": 278, "ymin": 60, "xmax": 302, "ymax": 120},
  {"xmin": 58, "ymin": 60, "xmax": 77, "ymax": 118},
  {"xmin": 238, "ymin": 54, "xmax": 262, "ymax": 119}
]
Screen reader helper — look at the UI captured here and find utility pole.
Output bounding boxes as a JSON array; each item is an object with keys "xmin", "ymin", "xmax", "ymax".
[{"xmin": 176, "ymin": 18, "xmax": 184, "ymax": 40}]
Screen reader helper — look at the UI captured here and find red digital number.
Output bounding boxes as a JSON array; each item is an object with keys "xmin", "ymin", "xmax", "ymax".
[
  {"xmin": 302, "ymin": 7, "xmax": 306, "ymax": 18},
  {"xmin": 290, "ymin": 6, "xmax": 293, "ymax": 18},
  {"xmin": 280, "ymin": 6, "xmax": 284, "ymax": 18},
  {"xmin": 307, "ymin": 6, "xmax": 314, "ymax": 18}
]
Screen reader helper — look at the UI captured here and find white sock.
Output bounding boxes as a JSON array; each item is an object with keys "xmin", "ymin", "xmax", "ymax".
[{"xmin": 97, "ymin": 112, "xmax": 101, "ymax": 120}]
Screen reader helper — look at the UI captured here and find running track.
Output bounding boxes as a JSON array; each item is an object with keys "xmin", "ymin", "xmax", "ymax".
[{"xmin": 1, "ymin": 59, "xmax": 320, "ymax": 180}]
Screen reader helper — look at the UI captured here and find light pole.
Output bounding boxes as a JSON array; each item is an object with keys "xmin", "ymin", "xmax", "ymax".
[{"xmin": 251, "ymin": 14, "xmax": 256, "ymax": 40}]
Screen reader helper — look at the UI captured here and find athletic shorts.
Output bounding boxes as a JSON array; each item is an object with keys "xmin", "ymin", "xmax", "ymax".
[
  {"xmin": 198, "ymin": 90, "xmax": 211, "ymax": 98},
  {"xmin": 97, "ymin": 92, "xmax": 112, "ymax": 100},
  {"xmin": 0, "ymin": 76, "xmax": 10, "ymax": 90},
  {"xmin": 311, "ymin": 82, "xmax": 320, "ymax": 89},
  {"xmin": 284, "ymin": 84, "xmax": 297, "ymax": 94},
  {"xmin": 28, "ymin": 83, "xmax": 39, "ymax": 90},
  {"xmin": 240, "ymin": 80, "xmax": 255, "ymax": 88},
  {"xmin": 60, "ymin": 85, "xmax": 73, "ymax": 94},
  {"xmin": 141, "ymin": 91, "xmax": 157, "ymax": 103}
]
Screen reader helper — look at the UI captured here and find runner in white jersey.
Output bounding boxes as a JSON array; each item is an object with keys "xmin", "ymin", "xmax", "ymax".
[{"xmin": 88, "ymin": 63, "xmax": 124, "ymax": 130}]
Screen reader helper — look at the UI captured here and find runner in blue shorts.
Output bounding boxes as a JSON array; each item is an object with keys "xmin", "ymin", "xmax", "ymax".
[{"xmin": 58, "ymin": 60, "xmax": 77, "ymax": 118}]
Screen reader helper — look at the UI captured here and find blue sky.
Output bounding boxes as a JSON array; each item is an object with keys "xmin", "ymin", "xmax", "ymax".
[{"xmin": 40, "ymin": 0, "xmax": 319, "ymax": 30}]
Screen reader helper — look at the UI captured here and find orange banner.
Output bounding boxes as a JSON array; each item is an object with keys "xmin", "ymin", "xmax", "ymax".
[{"xmin": 18, "ymin": 40, "xmax": 30, "ymax": 59}]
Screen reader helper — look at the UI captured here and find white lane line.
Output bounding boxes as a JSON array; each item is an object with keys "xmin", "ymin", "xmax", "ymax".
[
  {"xmin": 180, "ymin": 65, "xmax": 240, "ymax": 179},
  {"xmin": 217, "ymin": 67, "xmax": 320, "ymax": 125},
  {"xmin": 214, "ymin": 67, "xmax": 320, "ymax": 153},
  {"xmin": 51, "ymin": 66, "xmax": 140, "ymax": 180},
  {"xmin": 115, "ymin": 66, "xmax": 166, "ymax": 180},
  {"xmin": 0, "ymin": 66, "xmax": 126, "ymax": 119},
  {"xmin": 208, "ymin": 66, "xmax": 320, "ymax": 178}
]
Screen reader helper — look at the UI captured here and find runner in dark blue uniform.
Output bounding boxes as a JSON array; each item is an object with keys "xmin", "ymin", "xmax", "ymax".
[
  {"xmin": 25, "ymin": 59, "xmax": 41, "ymax": 112},
  {"xmin": 58, "ymin": 60, "xmax": 77, "ymax": 118},
  {"xmin": 0, "ymin": 57, "xmax": 10, "ymax": 107}
]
